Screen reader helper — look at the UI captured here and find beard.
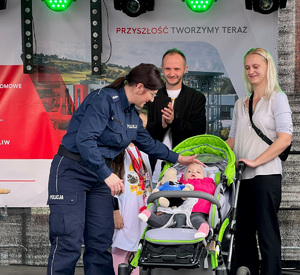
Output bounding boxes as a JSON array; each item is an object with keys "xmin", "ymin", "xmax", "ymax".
[{"xmin": 165, "ymin": 76, "xmax": 182, "ymax": 87}]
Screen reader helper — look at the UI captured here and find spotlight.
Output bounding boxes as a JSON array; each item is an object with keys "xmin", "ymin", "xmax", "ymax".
[
  {"xmin": 90, "ymin": 0, "xmax": 102, "ymax": 75},
  {"xmin": 42, "ymin": 0, "xmax": 76, "ymax": 12},
  {"xmin": 245, "ymin": 0, "xmax": 287, "ymax": 14},
  {"xmin": 114, "ymin": 0, "xmax": 155, "ymax": 17},
  {"xmin": 21, "ymin": 0, "xmax": 34, "ymax": 74},
  {"xmin": 182, "ymin": 0, "xmax": 217, "ymax": 13},
  {"xmin": 0, "ymin": 0, "xmax": 7, "ymax": 10}
]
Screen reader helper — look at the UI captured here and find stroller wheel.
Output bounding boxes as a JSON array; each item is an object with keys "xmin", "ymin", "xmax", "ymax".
[
  {"xmin": 236, "ymin": 266, "xmax": 251, "ymax": 275},
  {"xmin": 140, "ymin": 267, "xmax": 151, "ymax": 275},
  {"xmin": 118, "ymin": 263, "xmax": 130, "ymax": 275}
]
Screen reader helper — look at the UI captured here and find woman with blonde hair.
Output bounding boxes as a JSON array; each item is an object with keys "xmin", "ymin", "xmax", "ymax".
[{"xmin": 226, "ymin": 48, "xmax": 292, "ymax": 275}]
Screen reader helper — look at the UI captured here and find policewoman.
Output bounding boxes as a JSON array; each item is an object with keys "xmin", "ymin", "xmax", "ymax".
[{"xmin": 47, "ymin": 63, "xmax": 202, "ymax": 275}]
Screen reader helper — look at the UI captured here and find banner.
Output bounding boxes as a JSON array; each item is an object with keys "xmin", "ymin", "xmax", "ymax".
[{"xmin": 0, "ymin": 0, "xmax": 278, "ymax": 206}]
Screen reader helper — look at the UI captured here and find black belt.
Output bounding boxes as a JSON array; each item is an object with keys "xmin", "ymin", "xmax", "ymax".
[
  {"xmin": 57, "ymin": 145, "xmax": 113, "ymax": 168},
  {"xmin": 58, "ymin": 145, "xmax": 82, "ymax": 162}
]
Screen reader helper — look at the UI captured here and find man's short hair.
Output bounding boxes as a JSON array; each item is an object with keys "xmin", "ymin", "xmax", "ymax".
[{"xmin": 162, "ymin": 48, "xmax": 186, "ymax": 64}]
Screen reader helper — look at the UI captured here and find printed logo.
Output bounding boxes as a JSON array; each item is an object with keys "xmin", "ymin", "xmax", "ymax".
[
  {"xmin": 127, "ymin": 124, "xmax": 137, "ymax": 129},
  {"xmin": 49, "ymin": 195, "xmax": 64, "ymax": 200}
]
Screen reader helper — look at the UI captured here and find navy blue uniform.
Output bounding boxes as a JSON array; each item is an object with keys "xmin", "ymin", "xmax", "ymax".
[{"xmin": 47, "ymin": 87, "xmax": 178, "ymax": 275}]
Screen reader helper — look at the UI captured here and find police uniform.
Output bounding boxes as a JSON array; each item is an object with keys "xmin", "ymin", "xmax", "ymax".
[{"xmin": 47, "ymin": 87, "xmax": 178, "ymax": 275}]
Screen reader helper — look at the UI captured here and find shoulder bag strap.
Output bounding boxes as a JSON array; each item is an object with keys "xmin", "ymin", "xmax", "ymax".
[{"xmin": 248, "ymin": 93, "xmax": 273, "ymax": 146}]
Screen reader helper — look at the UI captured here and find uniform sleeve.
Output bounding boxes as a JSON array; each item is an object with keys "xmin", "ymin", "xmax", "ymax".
[
  {"xmin": 76, "ymin": 94, "xmax": 113, "ymax": 181},
  {"xmin": 133, "ymin": 123, "xmax": 178, "ymax": 164}
]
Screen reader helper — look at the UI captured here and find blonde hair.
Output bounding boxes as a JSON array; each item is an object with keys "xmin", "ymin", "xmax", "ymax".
[{"xmin": 243, "ymin": 48, "xmax": 281, "ymax": 100}]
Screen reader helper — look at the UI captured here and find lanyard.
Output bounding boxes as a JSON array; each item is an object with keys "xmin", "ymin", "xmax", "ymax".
[{"xmin": 126, "ymin": 147, "xmax": 145, "ymax": 190}]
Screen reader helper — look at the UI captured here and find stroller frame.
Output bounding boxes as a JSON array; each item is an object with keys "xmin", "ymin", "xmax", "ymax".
[{"xmin": 118, "ymin": 135, "xmax": 246, "ymax": 275}]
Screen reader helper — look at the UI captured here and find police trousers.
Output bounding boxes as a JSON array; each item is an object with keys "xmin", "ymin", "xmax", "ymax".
[
  {"xmin": 235, "ymin": 174, "xmax": 282, "ymax": 275},
  {"xmin": 47, "ymin": 154, "xmax": 115, "ymax": 275}
]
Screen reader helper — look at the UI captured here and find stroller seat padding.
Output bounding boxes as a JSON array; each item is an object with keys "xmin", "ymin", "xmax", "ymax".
[{"xmin": 145, "ymin": 228, "xmax": 204, "ymax": 245}]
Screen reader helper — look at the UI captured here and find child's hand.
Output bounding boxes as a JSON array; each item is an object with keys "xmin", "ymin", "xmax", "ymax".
[{"xmin": 113, "ymin": 210, "xmax": 124, "ymax": 229}]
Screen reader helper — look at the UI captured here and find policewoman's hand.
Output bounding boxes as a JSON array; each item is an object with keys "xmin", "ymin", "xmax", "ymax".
[
  {"xmin": 104, "ymin": 173, "xmax": 125, "ymax": 196},
  {"xmin": 177, "ymin": 154, "xmax": 205, "ymax": 167}
]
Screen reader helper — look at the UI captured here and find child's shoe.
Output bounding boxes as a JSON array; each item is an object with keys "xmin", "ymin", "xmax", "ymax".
[
  {"xmin": 194, "ymin": 223, "xmax": 210, "ymax": 239},
  {"xmin": 138, "ymin": 209, "xmax": 151, "ymax": 223}
]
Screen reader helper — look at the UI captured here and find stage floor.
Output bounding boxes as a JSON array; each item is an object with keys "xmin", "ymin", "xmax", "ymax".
[{"xmin": 0, "ymin": 265, "xmax": 84, "ymax": 275}]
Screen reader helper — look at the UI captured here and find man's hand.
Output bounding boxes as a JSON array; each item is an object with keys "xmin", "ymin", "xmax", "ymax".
[
  {"xmin": 104, "ymin": 173, "xmax": 124, "ymax": 196},
  {"xmin": 162, "ymin": 117, "xmax": 168, "ymax": 129},
  {"xmin": 161, "ymin": 102, "xmax": 174, "ymax": 125}
]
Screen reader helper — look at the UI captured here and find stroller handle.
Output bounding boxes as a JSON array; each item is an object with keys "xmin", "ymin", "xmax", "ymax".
[{"xmin": 147, "ymin": 191, "xmax": 221, "ymax": 209}]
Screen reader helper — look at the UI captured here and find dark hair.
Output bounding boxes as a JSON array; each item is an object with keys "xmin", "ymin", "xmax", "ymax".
[
  {"xmin": 162, "ymin": 48, "xmax": 186, "ymax": 64},
  {"xmin": 106, "ymin": 63, "xmax": 163, "ymax": 90},
  {"xmin": 112, "ymin": 150, "xmax": 125, "ymax": 179}
]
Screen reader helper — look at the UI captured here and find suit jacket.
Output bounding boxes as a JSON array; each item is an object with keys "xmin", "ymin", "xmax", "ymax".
[{"xmin": 146, "ymin": 84, "xmax": 206, "ymax": 169}]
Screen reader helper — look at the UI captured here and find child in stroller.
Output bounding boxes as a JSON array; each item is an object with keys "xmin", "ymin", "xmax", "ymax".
[
  {"xmin": 118, "ymin": 135, "xmax": 248, "ymax": 275},
  {"xmin": 138, "ymin": 163, "xmax": 215, "ymax": 239}
]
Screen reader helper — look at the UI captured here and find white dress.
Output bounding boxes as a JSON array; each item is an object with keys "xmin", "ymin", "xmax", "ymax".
[{"xmin": 112, "ymin": 145, "xmax": 152, "ymax": 252}]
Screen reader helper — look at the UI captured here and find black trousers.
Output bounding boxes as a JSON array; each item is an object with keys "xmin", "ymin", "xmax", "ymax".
[{"xmin": 235, "ymin": 174, "xmax": 282, "ymax": 275}]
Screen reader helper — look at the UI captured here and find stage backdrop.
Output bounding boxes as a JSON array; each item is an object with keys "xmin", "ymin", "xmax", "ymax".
[{"xmin": 0, "ymin": 0, "xmax": 278, "ymax": 207}]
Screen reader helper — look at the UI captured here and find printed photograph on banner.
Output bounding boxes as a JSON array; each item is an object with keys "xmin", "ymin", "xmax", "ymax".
[
  {"xmin": 23, "ymin": 40, "xmax": 237, "ymax": 140},
  {"xmin": 107, "ymin": 40, "xmax": 237, "ymax": 140},
  {"xmin": 0, "ymin": 0, "xmax": 278, "ymax": 207}
]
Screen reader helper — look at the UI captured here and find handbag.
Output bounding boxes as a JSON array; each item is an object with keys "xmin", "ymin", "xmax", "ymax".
[{"xmin": 249, "ymin": 94, "xmax": 291, "ymax": 161}]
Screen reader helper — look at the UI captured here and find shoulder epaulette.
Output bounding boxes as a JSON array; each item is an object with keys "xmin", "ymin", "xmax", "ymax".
[
  {"xmin": 108, "ymin": 88, "xmax": 120, "ymax": 103},
  {"xmin": 98, "ymin": 88, "xmax": 120, "ymax": 103}
]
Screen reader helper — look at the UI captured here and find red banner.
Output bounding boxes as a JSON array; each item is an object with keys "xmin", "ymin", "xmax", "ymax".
[{"xmin": 0, "ymin": 65, "xmax": 71, "ymax": 159}]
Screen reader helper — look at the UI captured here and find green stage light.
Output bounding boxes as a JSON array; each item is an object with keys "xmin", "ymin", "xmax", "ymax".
[
  {"xmin": 183, "ymin": 0, "xmax": 216, "ymax": 13},
  {"xmin": 42, "ymin": 0, "xmax": 75, "ymax": 12}
]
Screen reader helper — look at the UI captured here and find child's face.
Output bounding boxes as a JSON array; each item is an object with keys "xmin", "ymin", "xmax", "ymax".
[{"xmin": 184, "ymin": 164, "xmax": 205, "ymax": 180}]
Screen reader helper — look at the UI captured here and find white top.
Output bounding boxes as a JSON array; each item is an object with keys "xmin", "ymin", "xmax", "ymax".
[
  {"xmin": 112, "ymin": 146, "xmax": 152, "ymax": 251},
  {"xmin": 229, "ymin": 91, "xmax": 292, "ymax": 179}
]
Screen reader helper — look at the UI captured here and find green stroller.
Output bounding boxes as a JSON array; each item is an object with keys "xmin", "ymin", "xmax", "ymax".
[{"xmin": 118, "ymin": 134, "xmax": 248, "ymax": 275}]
